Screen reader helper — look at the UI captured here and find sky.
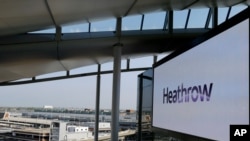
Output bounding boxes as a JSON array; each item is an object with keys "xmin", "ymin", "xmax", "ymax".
[
  {"xmin": 0, "ymin": 70, "xmax": 142, "ymax": 109},
  {"xmin": 0, "ymin": 5, "xmax": 247, "ymax": 110},
  {"xmin": 0, "ymin": 57, "xmax": 163, "ymax": 110}
]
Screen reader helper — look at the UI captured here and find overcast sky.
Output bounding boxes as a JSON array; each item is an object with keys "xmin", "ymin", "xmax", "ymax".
[
  {"xmin": 0, "ymin": 71, "xmax": 141, "ymax": 110},
  {"xmin": 0, "ymin": 57, "xmax": 157, "ymax": 110}
]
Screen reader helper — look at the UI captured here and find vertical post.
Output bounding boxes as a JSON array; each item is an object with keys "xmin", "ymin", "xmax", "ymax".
[
  {"xmin": 111, "ymin": 17, "xmax": 122, "ymax": 141},
  {"xmin": 153, "ymin": 56, "xmax": 158, "ymax": 64},
  {"xmin": 137, "ymin": 74, "xmax": 143, "ymax": 141},
  {"xmin": 95, "ymin": 64, "xmax": 101, "ymax": 141},
  {"xmin": 212, "ymin": 7, "xmax": 218, "ymax": 28},
  {"xmin": 66, "ymin": 70, "xmax": 70, "ymax": 77},
  {"xmin": 126, "ymin": 59, "xmax": 130, "ymax": 70},
  {"xmin": 56, "ymin": 26, "xmax": 61, "ymax": 41},
  {"xmin": 49, "ymin": 123, "xmax": 52, "ymax": 141},
  {"xmin": 168, "ymin": 10, "xmax": 173, "ymax": 34},
  {"xmin": 88, "ymin": 22, "xmax": 91, "ymax": 33}
]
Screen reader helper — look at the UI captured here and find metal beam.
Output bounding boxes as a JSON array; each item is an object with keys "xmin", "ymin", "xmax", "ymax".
[
  {"xmin": 124, "ymin": 0, "xmax": 138, "ymax": 16},
  {"xmin": 140, "ymin": 15, "xmax": 144, "ymax": 31},
  {"xmin": 185, "ymin": 9, "xmax": 191, "ymax": 29},
  {"xmin": 0, "ymin": 29, "xmax": 207, "ymax": 45},
  {"xmin": 44, "ymin": 0, "xmax": 57, "ymax": 26},
  {"xmin": 0, "ymin": 67, "xmax": 151, "ymax": 86},
  {"xmin": 163, "ymin": 11, "xmax": 168, "ymax": 30},
  {"xmin": 181, "ymin": 0, "xmax": 200, "ymax": 10},
  {"xmin": 205, "ymin": 8, "xmax": 212, "ymax": 29},
  {"xmin": 226, "ymin": 7, "xmax": 232, "ymax": 21}
]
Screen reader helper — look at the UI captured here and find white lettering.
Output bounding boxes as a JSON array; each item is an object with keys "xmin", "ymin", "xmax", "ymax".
[{"xmin": 234, "ymin": 129, "xmax": 247, "ymax": 136}]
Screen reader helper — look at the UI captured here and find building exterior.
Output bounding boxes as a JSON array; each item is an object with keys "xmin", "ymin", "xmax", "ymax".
[
  {"xmin": 0, "ymin": 111, "xmax": 136, "ymax": 141},
  {"xmin": 51, "ymin": 122, "xmax": 93, "ymax": 141}
]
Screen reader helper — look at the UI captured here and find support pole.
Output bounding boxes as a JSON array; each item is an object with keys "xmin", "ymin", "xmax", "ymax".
[
  {"xmin": 111, "ymin": 45, "xmax": 122, "ymax": 140},
  {"xmin": 137, "ymin": 74, "xmax": 143, "ymax": 141},
  {"xmin": 111, "ymin": 17, "xmax": 122, "ymax": 141},
  {"xmin": 95, "ymin": 64, "xmax": 101, "ymax": 141},
  {"xmin": 212, "ymin": 7, "xmax": 218, "ymax": 28}
]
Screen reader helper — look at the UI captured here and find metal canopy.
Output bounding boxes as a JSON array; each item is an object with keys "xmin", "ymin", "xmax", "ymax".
[
  {"xmin": 1, "ymin": 0, "xmax": 249, "ymax": 36},
  {"xmin": 0, "ymin": 0, "xmax": 249, "ymax": 83}
]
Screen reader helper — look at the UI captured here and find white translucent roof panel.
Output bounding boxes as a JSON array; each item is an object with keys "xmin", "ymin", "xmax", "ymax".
[
  {"xmin": 0, "ymin": 0, "xmax": 53, "ymax": 36},
  {"xmin": 218, "ymin": 7, "xmax": 230, "ymax": 25},
  {"xmin": 100, "ymin": 60, "xmax": 128, "ymax": 71},
  {"xmin": 122, "ymin": 15, "xmax": 142, "ymax": 31},
  {"xmin": 36, "ymin": 71, "xmax": 67, "ymax": 79},
  {"xmin": 188, "ymin": 8, "xmax": 209, "ymax": 28},
  {"xmin": 101, "ymin": 62, "xmax": 114, "ymax": 71},
  {"xmin": 29, "ymin": 28, "xmax": 56, "ymax": 34},
  {"xmin": 130, "ymin": 56, "xmax": 154, "ymax": 68},
  {"xmin": 208, "ymin": 16, "xmax": 212, "ymax": 29},
  {"xmin": 70, "ymin": 65, "xmax": 98, "ymax": 75},
  {"xmin": 91, "ymin": 18, "xmax": 116, "ymax": 32},
  {"xmin": 174, "ymin": 10, "xmax": 189, "ymax": 29},
  {"xmin": 143, "ymin": 12, "xmax": 166, "ymax": 30},
  {"xmin": 0, "ymin": 0, "xmax": 248, "ymax": 36},
  {"xmin": 229, "ymin": 4, "xmax": 248, "ymax": 18},
  {"xmin": 62, "ymin": 23, "xmax": 89, "ymax": 33}
]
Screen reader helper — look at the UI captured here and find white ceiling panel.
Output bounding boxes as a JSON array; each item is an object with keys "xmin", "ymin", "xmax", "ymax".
[
  {"xmin": 48, "ymin": 0, "xmax": 135, "ymax": 25},
  {"xmin": 0, "ymin": 0, "xmax": 53, "ymax": 35}
]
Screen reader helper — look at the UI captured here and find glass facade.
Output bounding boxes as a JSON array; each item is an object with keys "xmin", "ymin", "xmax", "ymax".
[
  {"xmin": 137, "ymin": 69, "xmax": 154, "ymax": 140},
  {"xmin": 28, "ymin": 4, "xmax": 247, "ymax": 34}
]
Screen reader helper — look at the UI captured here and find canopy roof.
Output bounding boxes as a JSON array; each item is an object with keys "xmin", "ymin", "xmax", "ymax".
[{"xmin": 0, "ymin": 0, "xmax": 249, "ymax": 83}]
